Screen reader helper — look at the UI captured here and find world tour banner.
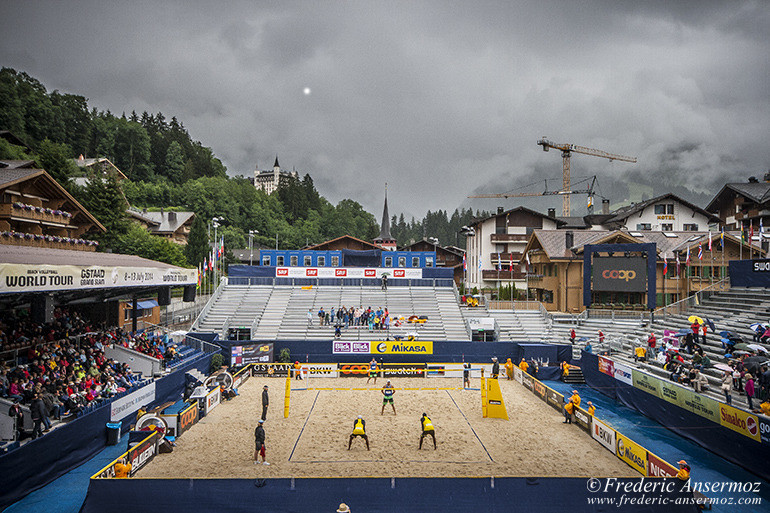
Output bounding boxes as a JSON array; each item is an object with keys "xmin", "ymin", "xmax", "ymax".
[
  {"xmin": 0, "ymin": 263, "xmax": 197, "ymax": 294},
  {"xmin": 275, "ymin": 267, "xmax": 424, "ymax": 279}
]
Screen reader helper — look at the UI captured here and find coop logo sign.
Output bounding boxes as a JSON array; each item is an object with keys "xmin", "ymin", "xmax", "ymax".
[
  {"xmin": 592, "ymin": 257, "xmax": 647, "ymax": 293},
  {"xmin": 601, "ymin": 269, "xmax": 636, "ymax": 281}
]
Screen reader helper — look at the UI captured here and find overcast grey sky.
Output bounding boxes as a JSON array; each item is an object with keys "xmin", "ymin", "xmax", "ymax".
[{"xmin": 1, "ymin": 1, "xmax": 768, "ymax": 219}]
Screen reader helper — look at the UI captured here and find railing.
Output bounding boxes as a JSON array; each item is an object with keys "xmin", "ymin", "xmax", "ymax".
[
  {"xmin": 585, "ymin": 309, "xmax": 650, "ymax": 323},
  {"xmin": 225, "ymin": 276, "xmax": 455, "ymax": 288},
  {"xmin": 190, "ymin": 277, "xmax": 227, "ymax": 331},
  {"xmin": 0, "ymin": 202, "xmax": 73, "ymax": 224},
  {"xmin": 481, "ymin": 270, "xmax": 527, "ymax": 280},
  {"xmin": 490, "ymin": 233, "xmax": 528, "ymax": 242},
  {"xmin": 652, "ymin": 277, "xmax": 730, "ymax": 320},
  {"xmin": 0, "ymin": 232, "xmax": 99, "ymax": 251},
  {"xmin": 182, "ymin": 332, "xmax": 222, "ymax": 355}
]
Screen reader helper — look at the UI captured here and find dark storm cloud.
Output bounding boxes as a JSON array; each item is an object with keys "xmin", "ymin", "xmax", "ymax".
[{"xmin": 0, "ymin": 0, "xmax": 767, "ymax": 219}]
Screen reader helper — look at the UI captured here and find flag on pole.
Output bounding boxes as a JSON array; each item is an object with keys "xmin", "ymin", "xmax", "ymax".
[
  {"xmin": 676, "ymin": 252, "xmax": 680, "ymax": 275},
  {"xmin": 741, "ymin": 223, "xmax": 746, "ymax": 242},
  {"xmin": 478, "ymin": 256, "xmax": 482, "ymax": 271},
  {"xmin": 462, "ymin": 253, "xmax": 467, "ymax": 271},
  {"xmin": 663, "ymin": 253, "xmax": 668, "ymax": 275},
  {"xmin": 219, "ymin": 236, "xmax": 225, "ymax": 258},
  {"xmin": 708, "ymin": 231, "xmax": 712, "ymax": 251},
  {"xmin": 698, "ymin": 243, "xmax": 703, "ymax": 260},
  {"xmin": 760, "ymin": 218, "xmax": 765, "ymax": 240},
  {"xmin": 526, "ymin": 251, "xmax": 531, "ymax": 266},
  {"xmin": 497, "ymin": 252, "xmax": 502, "ymax": 271},
  {"xmin": 203, "ymin": 257, "xmax": 208, "ymax": 275},
  {"xmin": 721, "ymin": 227, "xmax": 725, "ymax": 247},
  {"xmin": 750, "ymin": 220, "xmax": 754, "ymax": 242},
  {"xmin": 197, "ymin": 263, "xmax": 201, "ymax": 288},
  {"xmin": 686, "ymin": 246, "xmax": 690, "ymax": 265}
]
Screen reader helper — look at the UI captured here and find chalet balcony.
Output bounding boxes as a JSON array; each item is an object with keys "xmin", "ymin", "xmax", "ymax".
[
  {"xmin": 0, "ymin": 231, "xmax": 99, "ymax": 252},
  {"xmin": 481, "ymin": 269, "xmax": 527, "ymax": 280},
  {"xmin": 489, "ymin": 252, "xmax": 523, "ymax": 263},
  {"xmin": 490, "ymin": 233, "xmax": 528, "ymax": 242},
  {"xmin": 0, "ymin": 203, "xmax": 73, "ymax": 227}
]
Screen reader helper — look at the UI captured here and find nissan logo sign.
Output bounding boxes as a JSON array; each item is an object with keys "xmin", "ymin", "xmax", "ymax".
[{"xmin": 602, "ymin": 269, "xmax": 636, "ymax": 281}]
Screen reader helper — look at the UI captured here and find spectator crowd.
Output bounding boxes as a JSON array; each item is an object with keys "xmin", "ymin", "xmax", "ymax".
[{"xmin": 0, "ymin": 307, "xmax": 176, "ymax": 442}]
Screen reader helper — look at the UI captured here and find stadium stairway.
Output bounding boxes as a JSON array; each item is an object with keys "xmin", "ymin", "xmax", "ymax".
[{"xmin": 193, "ymin": 285, "xmax": 273, "ymax": 338}]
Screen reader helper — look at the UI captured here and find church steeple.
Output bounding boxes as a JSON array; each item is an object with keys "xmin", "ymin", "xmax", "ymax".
[
  {"xmin": 273, "ymin": 156, "xmax": 280, "ymax": 169},
  {"xmin": 373, "ymin": 183, "xmax": 397, "ymax": 250}
]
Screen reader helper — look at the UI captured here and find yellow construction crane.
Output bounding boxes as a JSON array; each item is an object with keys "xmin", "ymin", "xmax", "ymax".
[
  {"xmin": 469, "ymin": 176, "xmax": 600, "ymax": 213},
  {"xmin": 536, "ymin": 137, "xmax": 636, "ymax": 216}
]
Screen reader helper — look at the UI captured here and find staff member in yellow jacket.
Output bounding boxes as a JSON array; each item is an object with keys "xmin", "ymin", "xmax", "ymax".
[
  {"xmin": 563, "ymin": 390, "xmax": 581, "ymax": 424},
  {"xmin": 419, "ymin": 413, "xmax": 437, "ymax": 449},
  {"xmin": 348, "ymin": 415, "xmax": 370, "ymax": 450},
  {"xmin": 676, "ymin": 460, "xmax": 690, "ymax": 481},
  {"xmin": 114, "ymin": 457, "xmax": 132, "ymax": 478},
  {"xmin": 587, "ymin": 401, "xmax": 596, "ymax": 416},
  {"xmin": 562, "ymin": 362, "xmax": 571, "ymax": 378},
  {"xmin": 519, "ymin": 358, "xmax": 529, "ymax": 374},
  {"xmin": 504, "ymin": 358, "xmax": 514, "ymax": 380}
]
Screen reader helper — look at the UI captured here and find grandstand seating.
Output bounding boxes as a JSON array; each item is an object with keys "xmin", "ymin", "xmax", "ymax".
[{"xmin": 191, "ymin": 283, "xmax": 469, "ymax": 341}]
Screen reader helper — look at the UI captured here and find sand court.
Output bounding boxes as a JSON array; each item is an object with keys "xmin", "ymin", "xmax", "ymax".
[{"xmin": 140, "ymin": 375, "xmax": 633, "ymax": 479}]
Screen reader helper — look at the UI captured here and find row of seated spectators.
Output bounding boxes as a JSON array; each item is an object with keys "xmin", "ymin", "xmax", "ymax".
[
  {"xmin": 315, "ymin": 306, "xmax": 393, "ymax": 330},
  {"xmin": 0, "ymin": 308, "xmax": 170, "ymax": 441}
]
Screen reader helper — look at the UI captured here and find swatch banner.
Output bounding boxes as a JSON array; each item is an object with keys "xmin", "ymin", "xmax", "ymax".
[
  {"xmin": 0, "ymin": 263, "xmax": 196, "ymax": 293},
  {"xmin": 275, "ymin": 267, "xmax": 423, "ymax": 279}
]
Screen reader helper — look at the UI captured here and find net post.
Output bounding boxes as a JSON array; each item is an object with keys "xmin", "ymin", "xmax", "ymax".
[{"xmin": 284, "ymin": 372, "xmax": 291, "ymax": 418}]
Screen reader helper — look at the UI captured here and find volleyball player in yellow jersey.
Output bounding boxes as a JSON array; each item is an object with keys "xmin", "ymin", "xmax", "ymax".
[
  {"xmin": 419, "ymin": 413, "xmax": 436, "ymax": 449},
  {"xmin": 348, "ymin": 415, "xmax": 370, "ymax": 450}
]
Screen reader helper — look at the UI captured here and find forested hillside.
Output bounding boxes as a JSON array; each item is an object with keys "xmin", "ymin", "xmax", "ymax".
[{"xmin": 0, "ymin": 67, "xmax": 483, "ymax": 267}]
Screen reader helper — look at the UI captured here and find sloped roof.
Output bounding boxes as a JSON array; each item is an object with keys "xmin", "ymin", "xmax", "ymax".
[
  {"xmin": 0, "ymin": 168, "xmax": 105, "ymax": 232},
  {"xmin": 73, "ymin": 157, "xmax": 128, "ymax": 180},
  {"xmin": 127, "ymin": 209, "xmax": 195, "ymax": 234},
  {"xmin": 0, "ymin": 160, "xmax": 37, "ymax": 169},
  {"xmin": 706, "ymin": 182, "xmax": 770, "ymax": 212},
  {"xmin": 0, "ymin": 244, "xmax": 180, "ymax": 268},
  {"xmin": 524, "ymin": 229, "xmax": 759, "ymax": 261},
  {"xmin": 470, "ymin": 205, "xmax": 565, "ymax": 227},
  {"xmin": 605, "ymin": 193, "xmax": 720, "ymax": 224},
  {"xmin": 306, "ymin": 235, "xmax": 382, "ymax": 251}
]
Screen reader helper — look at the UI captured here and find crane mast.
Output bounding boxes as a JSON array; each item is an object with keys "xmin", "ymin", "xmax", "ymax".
[{"xmin": 537, "ymin": 137, "xmax": 636, "ymax": 216}]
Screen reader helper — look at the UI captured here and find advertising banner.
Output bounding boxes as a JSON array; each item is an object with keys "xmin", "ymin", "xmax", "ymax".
[
  {"xmin": 612, "ymin": 361, "xmax": 633, "ymax": 386},
  {"xmin": 545, "ymin": 387, "xmax": 564, "ymax": 412},
  {"xmin": 574, "ymin": 408, "xmax": 592, "ymax": 434},
  {"xmin": 513, "ymin": 366, "xmax": 523, "ymax": 384},
  {"xmin": 128, "ymin": 431, "xmax": 161, "ymax": 477},
  {"xmin": 332, "ymin": 341, "xmax": 372, "ymax": 354},
  {"xmin": 275, "ymin": 267, "xmax": 424, "ymax": 279},
  {"xmin": 338, "ymin": 363, "xmax": 372, "ymax": 377},
  {"xmin": 592, "ymin": 417, "xmax": 616, "ymax": 453},
  {"xmin": 719, "ymin": 403, "xmax": 761, "ymax": 442},
  {"xmin": 659, "ymin": 380, "xmax": 682, "ymax": 406},
  {"xmin": 232, "ymin": 366, "xmax": 251, "ymax": 389},
  {"xmin": 427, "ymin": 363, "xmax": 464, "ymax": 378},
  {"xmin": 331, "ymin": 341, "xmax": 433, "ymax": 355},
  {"xmin": 521, "ymin": 373, "xmax": 533, "ymax": 391},
  {"xmin": 381, "ymin": 363, "xmax": 426, "ymax": 378},
  {"xmin": 632, "ymin": 370, "xmax": 661, "ymax": 399},
  {"xmin": 0, "ymin": 263, "xmax": 196, "ymax": 294},
  {"xmin": 372, "ymin": 340, "xmax": 433, "ymax": 355},
  {"xmin": 426, "ymin": 364, "xmax": 445, "ymax": 377},
  {"xmin": 533, "ymin": 380, "xmax": 546, "ymax": 401},
  {"xmin": 647, "ymin": 452, "xmax": 678, "ymax": 478},
  {"xmin": 231, "ymin": 343, "xmax": 273, "ymax": 366},
  {"xmin": 204, "ymin": 387, "xmax": 221, "ymax": 416},
  {"xmin": 177, "ymin": 402, "xmax": 199, "ymax": 437},
  {"xmin": 759, "ymin": 417, "xmax": 770, "ymax": 445},
  {"xmin": 110, "ymin": 382, "xmax": 156, "ymax": 422},
  {"xmin": 252, "ymin": 363, "xmax": 292, "ymax": 376},
  {"xmin": 678, "ymin": 389, "xmax": 720, "ymax": 424},
  {"xmin": 302, "ymin": 364, "xmax": 338, "ymax": 378},
  {"xmin": 598, "ymin": 356, "xmax": 614, "ymax": 378},
  {"xmin": 592, "ymin": 256, "xmax": 647, "ymax": 293},
  {"xmin": 616, "ymin": 433, "xmax": 648, "ymax": 476}
]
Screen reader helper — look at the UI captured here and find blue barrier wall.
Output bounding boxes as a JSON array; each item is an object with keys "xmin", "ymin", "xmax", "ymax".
[
  {"xmin": 214, "ymin": 339, "xmax": 572, "ymax": 367},
  {"xmin": 0, "ymin": 353, "xmax": 212, "ymax": 510},
  {"xmin": 80, "ymin": 476, "xmax": 698, "ymax": 513},
  {"xmin": 581, "ymin": 351, "xmax": 770, "ymax": 482},
  {"xmin": 729, "ymin": 259, "xmax": 770, "ymax": 288}
]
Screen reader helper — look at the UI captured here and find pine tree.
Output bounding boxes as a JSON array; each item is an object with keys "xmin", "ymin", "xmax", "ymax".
[{"xmin": 185, "ymin": 215, "xmax": 208, "ymax": 267}]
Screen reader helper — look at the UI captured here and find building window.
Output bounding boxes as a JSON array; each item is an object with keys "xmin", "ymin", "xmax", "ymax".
[
  {"xmin": 654, "ymin": 204, "xmax": 666, "ymax": 215},
  {"xmin": 398, "ymin": 256, "xmax": 406, "ymax": 267},
  {"xmin": 426, "ymin": 256, "xmax": 434, "ymax": 267},
  {"xmin": 384, "ymin": 256, "xmax": 393, "ymax": 267},
  {"xmin": 636, "ymin": 223, "xmax": 651, "ymax": 231},
  {"xmin": 543, "ymin": 290, "xmax": 554, "ymax": 303},
  {"xmin": 412, "ymin": 256, "xmax": 420, "ymax": 267},
  {"xmin": 262, "ymin": 255, "xmax": 271, "ymax": 266},
  {"xmin": 683, "ymin": 224, "xmax": 699, "ymax": 231},
  {"xmin": 290, "ymin": 255, "xmax": 298, "ymax": 266},
  {"xmin": 331, "ymin": 256, "xmax": 339, "ymax": 267},
  {"xmin": 661, "ymin": 224, "xmax": 673, "ymax": 231},
  {"xmin": 304, "ymin": 255, "xmax": 312, "ymax": 266},
  {"xmin": 276, "ymin": 255, "xmax": 284, "ymax": 266},
  {"xmin": 317, "ymin": 256, "xmax": 325, "ymax": 267},
  {"xmin": 667, "ymin": 204, "xmax": 674, "ymax": 214}
]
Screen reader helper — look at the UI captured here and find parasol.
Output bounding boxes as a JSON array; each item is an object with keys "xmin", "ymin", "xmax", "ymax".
[{"xmin": 688, "ymin": 315, "xmax": 704, "ymax": 324}]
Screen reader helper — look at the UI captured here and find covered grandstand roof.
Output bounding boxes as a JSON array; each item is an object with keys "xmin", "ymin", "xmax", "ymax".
[{"xmin": 0, "ymin": 245, "xmax": 181, "ymax": 267}]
